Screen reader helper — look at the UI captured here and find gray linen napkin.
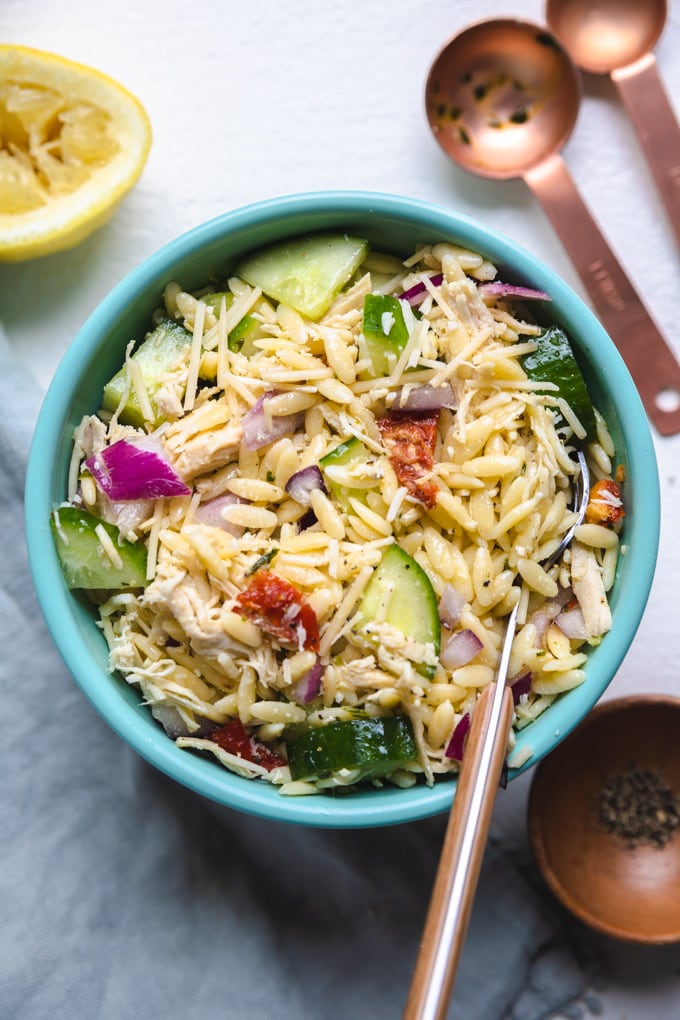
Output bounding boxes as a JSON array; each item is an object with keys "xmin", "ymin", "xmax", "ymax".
[{"xmin": 1, "ymin": 327, "xmax": 589, "ymax": 1020}]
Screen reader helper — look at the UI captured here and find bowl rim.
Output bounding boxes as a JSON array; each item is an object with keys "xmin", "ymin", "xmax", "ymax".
[
  {"xmin": 25, "ymin": 190, "xmax": 660, "ymax": 827},
  {"xmin": 527, "ymin": 694, "xmax": 680, "ymax": 944}
]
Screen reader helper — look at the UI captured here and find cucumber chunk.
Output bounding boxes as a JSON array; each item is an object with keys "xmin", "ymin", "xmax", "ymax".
[
  {"xmin": 319, "ymin": 436, "xmax": 373, "ymax": 509},
  {"xmin": 102, "ymin": 318, "xmax": 191, "ymax": 428},
  {"xmin": 287, "ymin": 716, "xmax": 417, "ymax": 782},
  {"xmin": 362, "ymin": 293, "xmax": 410, "ymax": 376},
  {"xmin": 201, "ymin": 291, "xmax": 234, "ymax": 316},
  {"xmin": 202, "ymin": 292, "xmax": 263, "ymax": 355},
  {"xmin": 521, "ymin": 326, "xmax": 596, "ymax": 441},
  {"xmin": 356, "ymin": 543, "xmax": 441, "ymax": 678},
  {"xmin": 227, "ymin": 312, "xmax": 260, "ymax": 355},
  {"xmin": 51, "ymin": 506, "xmax": 147, "ymax": 590},
  {"xmin": 235, "ymin": 233, "xmax": 369, "ymax": 321}
]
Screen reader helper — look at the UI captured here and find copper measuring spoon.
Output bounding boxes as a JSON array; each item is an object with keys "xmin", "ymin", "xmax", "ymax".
[
  {"xmin": 546, "ymin": 0, "xmax": 680, "ymax": 246},
  {"xmin": 425, "ymin": 18, "xmax": 680, "ymax": 436}
]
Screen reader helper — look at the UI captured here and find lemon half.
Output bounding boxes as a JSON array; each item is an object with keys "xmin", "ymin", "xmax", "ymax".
[{"xmin": 0, "ymin": 45, "xmax": 151, "ymax": 261}]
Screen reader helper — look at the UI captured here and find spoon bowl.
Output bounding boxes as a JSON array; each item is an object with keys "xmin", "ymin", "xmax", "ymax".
[
  {"xmin": 426, "ymin": 19, "xmax": 580, "ymax": 179},
  {"xmin": 546, "ymin": 0, "xmax": 680, "ymax": 248},
  {"xmin": 545, "ymin": 0, "xmax": 666, "ymax": 75}
]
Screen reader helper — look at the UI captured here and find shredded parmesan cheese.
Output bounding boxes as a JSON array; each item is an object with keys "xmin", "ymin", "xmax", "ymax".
[
  {"xmin": 183, "ymin": 298, "xmax": 206, "ymax": 412},
  {"xmin": 94, "ymin": 523, "xmax": 123, "ymax": 570},
  {"xmin": 127, "ymin": 353, "xmax": 155, "ymax": 425}
]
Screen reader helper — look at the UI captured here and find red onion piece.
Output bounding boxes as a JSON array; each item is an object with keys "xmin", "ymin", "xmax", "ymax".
[
  {"xmin": 440, "ymin": 628, "xmax": 483, "ymax": 670},
  {"xmin": 528, "ymin": 588, "xmax": 573, "ymax": 645},
  {"xmin": 439, "ymin": 585, "xmax": 466, "ymax": 630},
  {"xmin": 478, "ymin": 282, "xmax": 551, "ymax": 301},
  {"xmin": 556, "ymin": 607, "xmax": 589, "ymax": 640},
  {"xmin": 296, "ymin": 509, "xmax": 317, "ymax": 533},
  {"xmin": 528, "ymin": 608, "xmax": 552, "ymax": 646},
  {"xmin": 193, "ymin": 492, "xmax": 247, "ymax": 537},
  {"xmin": 285, "ymin": 466, "xmax": 328, "ymax": 506},
  {"xmin": 509, "ymin": 671, "xmax": 532, "ymax": 705},
  {"xmin": 133, "ymin": 428, "xmax": 168, "ymax": 456},
  {"xmin": 445, "ymin": 712, "xmax": 471, "ymax": 761},
  {"xmin": 242, "ymin": 392, "xmax": 304, "ymax": 451},
  {"xmin": 391, "ymin": 382, "xmax": 458, "ymax": 413},
  {"xmin": 151, "ymin": 703, "xmax": 192, "ymax": 739},
  {"xmin": 85, "ymin": 439, "xmax": 191, "ymax": 500},
  {"xmin": 400, "ymin": 273, "xmax": 444, "ymax": 307},
  {"xmin": 150, "ymin": 703, "xmax": 213, "ymax": 739},
  {"xmin": 529, "ymin": 604, "xmax": 562, "ymax": 646},
  {"xmin": 102, "ymin": 497, "xmax": 155, "ymax": 536},
  {"xmin": 292, "ymin": 657, "xmax": 324, "ymax": 704}
]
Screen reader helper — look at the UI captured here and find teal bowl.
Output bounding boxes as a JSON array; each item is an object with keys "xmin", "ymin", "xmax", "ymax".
[{"xmin": 25, "ymin": 191, "xmax": 660, "ymax": 827}]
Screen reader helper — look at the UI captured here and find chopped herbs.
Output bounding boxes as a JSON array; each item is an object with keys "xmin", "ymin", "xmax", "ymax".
[
  {"xmin": 247, "ymin": 548, "xmax": 279, "ymax": 575},
  {"xmin": 432, "ymin": 101, "xmax": 462, "ymax": 122}
]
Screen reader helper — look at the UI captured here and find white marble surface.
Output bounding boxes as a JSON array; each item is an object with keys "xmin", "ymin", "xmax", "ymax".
[{"xmin": 3, "ymin": 1, "xmax": 679, "ymax": 1017}]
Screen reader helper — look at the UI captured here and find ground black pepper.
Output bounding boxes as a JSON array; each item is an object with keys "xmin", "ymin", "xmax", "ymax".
[{"xmin": 597, "ymin": 764, "xmax": 680, "ymax": 848}]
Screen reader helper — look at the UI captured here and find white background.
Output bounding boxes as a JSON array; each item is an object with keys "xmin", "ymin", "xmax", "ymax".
[{"xmin": 2, "ymin": 1, "xmax": 679, "ymax": 1017}]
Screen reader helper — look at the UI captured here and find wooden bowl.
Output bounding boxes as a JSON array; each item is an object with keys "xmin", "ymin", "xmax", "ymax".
[{"xmin": 528, "ymin": 695, "xmax": 680, "ymax": 943}]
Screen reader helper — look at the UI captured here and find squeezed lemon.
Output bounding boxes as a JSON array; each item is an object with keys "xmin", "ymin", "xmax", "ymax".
[{"xmin": 0, "ymin": 45, "xmax": 151, "ymax": 261}]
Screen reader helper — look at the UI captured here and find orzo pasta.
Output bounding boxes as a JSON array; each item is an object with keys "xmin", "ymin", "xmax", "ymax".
[{"xmin": 51, "ymin": 233, "xmax": 625, "ymax": 794}]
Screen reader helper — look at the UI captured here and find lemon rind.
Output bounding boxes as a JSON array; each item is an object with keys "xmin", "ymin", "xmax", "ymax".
[{"xmin": 0, "ymin": 44, "xmax": 152, "ymax": 261}]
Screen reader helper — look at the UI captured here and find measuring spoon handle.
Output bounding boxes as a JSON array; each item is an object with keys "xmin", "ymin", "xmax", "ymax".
[
  {"xmin": 524, "ymin": 153, "xmax": 680, "ymax": 436},
  {"xmin": 612, "ymin": 54, "xmax": 680, "ymax": 249}
]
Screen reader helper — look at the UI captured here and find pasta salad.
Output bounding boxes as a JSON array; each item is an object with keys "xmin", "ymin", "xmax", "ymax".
[{"xmin": 51, "ymin": 233, "xmax": 625, "ymax": 794}]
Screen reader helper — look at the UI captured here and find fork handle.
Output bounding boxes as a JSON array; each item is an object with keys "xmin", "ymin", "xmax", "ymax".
[{"xmin": 402, "ymin": 681, "xmax": 514, "ymax": 1020}]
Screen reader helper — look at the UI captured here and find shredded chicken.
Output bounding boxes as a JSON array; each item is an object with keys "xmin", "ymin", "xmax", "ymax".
[
  {"xmin": 570, "ymin": 541, "xmax": 612, "ymax": 638},
  {"xmin": 164, "ymin": 416, "xmax": 243, "ymax": 479},
  {"xmin": 143, "ymin": 568, "xmax": 234, "ymax": 657},
  {"xmin": 74, "ymin": 414, "xmax": 107, "ymax": 460}
]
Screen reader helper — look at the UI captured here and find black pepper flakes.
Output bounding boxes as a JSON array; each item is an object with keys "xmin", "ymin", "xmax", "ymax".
[{"xmin": 597, "ymin": 764, "xmax": 680, "ymax": 849}]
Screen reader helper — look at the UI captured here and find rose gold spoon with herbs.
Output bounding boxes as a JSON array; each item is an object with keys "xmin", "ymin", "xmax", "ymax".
[
  {"xmin": 546, "ymin": 0, "xmax": 680, "ymax": 246},
  {"xmin": 424, "ymin": 17, "xmax": 680, "ymax": 436},
  {"xmin": 403, "ymin": 452, "xmax": 590, "ymax": 1020}
]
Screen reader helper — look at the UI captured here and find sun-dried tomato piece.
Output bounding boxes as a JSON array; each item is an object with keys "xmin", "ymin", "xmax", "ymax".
[
  {"xmin": 585, "ymin": 478, "xmax": 625, "ymax": 527},
  {"xmin": 377, "ymin": 412, "xmax": 439, "ymax": 508},
  {"xmin": 209, "ymin": 718, "xmax": 286, "ymax": 772},
  {"xmin": 234, "ymin": 570, "xmax": 319, "ymax": 652}
]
